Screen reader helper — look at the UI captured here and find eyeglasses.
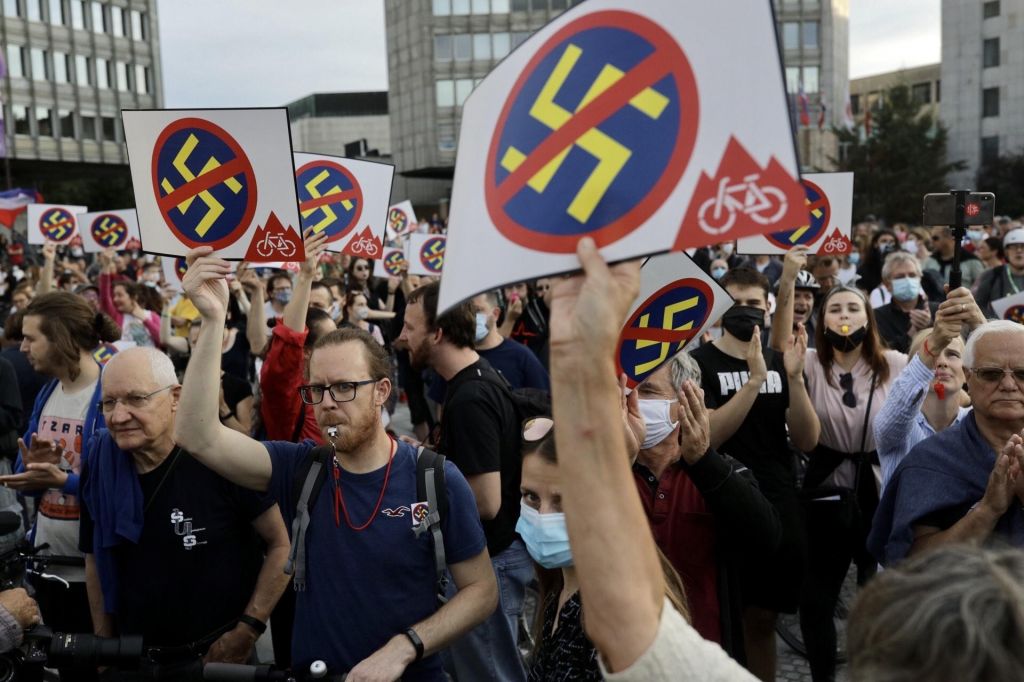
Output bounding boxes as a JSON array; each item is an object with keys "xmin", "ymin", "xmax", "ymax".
[
  {"xmin": 298, "ymin": 379, "xmax": 378, "ymax": 405},
  {"xmin": 969, "ymin": 367, "xmax": 1024, "ymax": 385},
  {"xmin": 522, "ymin": 417, "xmax": 553, "ymax": 442},
  {"xmin": 839, "ymin": 373, "xmax": 857, "ymax": 408},
  {"xmin": 98, "ymin": 385, "xmax": 175, "ymax": 414}
]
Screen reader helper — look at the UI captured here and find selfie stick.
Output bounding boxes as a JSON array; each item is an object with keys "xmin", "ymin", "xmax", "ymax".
[{"xmin": 949, "ymin": 189, "xmax": 969, "ymax": 290}]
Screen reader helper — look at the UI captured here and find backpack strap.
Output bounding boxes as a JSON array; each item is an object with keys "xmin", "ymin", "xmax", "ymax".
[
  {"xmin": 285, "ymin": 444, "xmax": 333, "ymax": 591},
  {"xmin": 415, "ymin": 446, "xmax": 449, "ymax": 605}
]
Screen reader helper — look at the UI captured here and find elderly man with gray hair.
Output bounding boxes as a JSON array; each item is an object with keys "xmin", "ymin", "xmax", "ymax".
[
  {"xmin": 872, "ymin": 251, "xmax": 938, "ymax": 354},
  {"xmin": 869, "ymin": 320, "xmax": 1024, "ymax": 566}
]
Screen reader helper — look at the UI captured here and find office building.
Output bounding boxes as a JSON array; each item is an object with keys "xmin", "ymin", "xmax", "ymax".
[{"xmin": 849, "ymin": 63, "xmax": 941, "ymax": 128}]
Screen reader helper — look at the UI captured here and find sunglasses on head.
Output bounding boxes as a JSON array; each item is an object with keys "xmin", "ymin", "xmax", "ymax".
[{"xmin": 840, "ymin": 372, "xmax": 856, "ymax": 408}]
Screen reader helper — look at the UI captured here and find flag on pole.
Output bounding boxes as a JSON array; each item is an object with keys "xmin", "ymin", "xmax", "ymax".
[
  {"xmin": 0, "ymin": 189, "xmax": 40, "ymax": 228},
  {"xmin": 817, "ymin": 93, "xmax": 827, "ymax": 130},
  {"xmin": 842, "ymin": 85, "xmax": 855, "ymax": 131},
  {"xmin": 798, "ymin": 83, "xmax": 810, "ymax": 127}
]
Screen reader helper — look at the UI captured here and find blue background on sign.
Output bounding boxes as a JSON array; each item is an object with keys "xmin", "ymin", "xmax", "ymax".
[
  {"xmin": 296, "ymin": 164, "xmax": 360, "ymax": 237},
  {"xmin": 768, "ymin": 181, "xmax": 827, "ymax": 245},
  {"xmin": 156, "ymin": 127, "xmax": 251, "ymax": 244},
  {"xmin": 620, "ymin": 284, "xmax": 709, "ymax": 383},
  {"xmin": 494, "ymin": 26, "xmax": 682, "ymax": 236}
]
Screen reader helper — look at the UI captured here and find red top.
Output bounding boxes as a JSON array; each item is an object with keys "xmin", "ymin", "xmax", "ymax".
[
  {"xmin": 259, "ymin": 323, "xmax": 323, "ymax": 444},
  {"xmin": 6, "ymin": 243, "xmax": 23, "ymax": 266},
  {"xmin": 632, "ymin": 464, "xmax": 721, "ymax": 645}
]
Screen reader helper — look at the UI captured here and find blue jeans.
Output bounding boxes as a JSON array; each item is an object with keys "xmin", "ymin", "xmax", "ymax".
[{"xmin": 443, "ymin": 539, "xmax": 534, "ymax": 681}]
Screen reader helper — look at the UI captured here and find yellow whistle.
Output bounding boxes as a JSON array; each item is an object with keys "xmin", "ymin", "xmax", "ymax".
[{"xmin": 841, "ymin": 325, "xmax": 850, "ymax": 334}]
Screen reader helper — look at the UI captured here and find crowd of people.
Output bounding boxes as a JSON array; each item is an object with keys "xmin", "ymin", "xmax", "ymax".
[{"xmin": 0, "ymin": 213, "xmax": 1023, "ymax": 681}]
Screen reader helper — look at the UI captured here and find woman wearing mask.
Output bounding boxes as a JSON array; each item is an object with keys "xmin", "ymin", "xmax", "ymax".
[
  {"xmin": 710, "ymin": 259, "xmax": 729, "ymax": 281},
  {"xmin": 773, "ymin": 282, "xmax": 906, "ymax": 682},
  {"xmin": 518, "ymin": 416, "xmax": 690, "ymax": 681},
  {"xmin": 856, "ymin": 229, "xmax": 898, "ymax": 294},
  {"xmin": 346, "ymin": 257, "xmax": 398, "ymax": 322},
  {"xmin": 342, "ymin": 291, "xmax": 385, "ymax": 346}
]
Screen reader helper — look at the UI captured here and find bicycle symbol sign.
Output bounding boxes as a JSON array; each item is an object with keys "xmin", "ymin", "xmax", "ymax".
[
  {"xmin": 295, "ymin": 160, "xmax": 363, "ymax": 243},
  {"xmin": 485, "ymin": 11, "xmax": 698, "ymax": 253},
  {"xmin": 39, "ymin": 208, "xmax": 76, "ymax": 242},
  {"xmin": 383, "ymin": 250, "xmax": 407, "ymax": 276},
  {"xmin": 765, "ymin": 179, "xmax": 830, "ymax": 250},
  {"xmin": 90, "ymin": 214, "xmax": 129, "ymax": 249},
  {"xmin": 151, "ymin": 117, "xmax": 258, "ymax": 250},
  {"xmin": 420, "ymin": 237, "xmax": 446, "ymax": 274},
  {"xmin": 389, "ymin": 207, "xmax": 409, "ymax": 234},
  {"xmin": 616, "ymin": 279, "xmax": 713, "ymax": 387}
]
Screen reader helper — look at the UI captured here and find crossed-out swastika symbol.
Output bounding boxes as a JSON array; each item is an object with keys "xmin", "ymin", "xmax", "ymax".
[
  {"xmin": 485, "ymin": 11, "xmax": 698, "ymax": 253},
  {"xmin": 151, "ymin": 118, "xmax": 257, "ymax": 250},
  {"xmin": 421, "ymin": 238, "xmax": 445, "ymax": 273},
  {"xmin": 92, "ymin": 215, "xmax": 128, "ymax": 248},
  {"xmin": 389, "ymin": 208, "xmax": 409, "ymax": 233},
  {"xmin": 296, "ymin": 161, "xmax": 362, "ymax": 241},
  {"xmin": 40, "ymin": 208, "xmax": 75, "ymax": 242},
  {"xmin": 767, "ymin": 179, "xmax": 830, "ymax": 250}
]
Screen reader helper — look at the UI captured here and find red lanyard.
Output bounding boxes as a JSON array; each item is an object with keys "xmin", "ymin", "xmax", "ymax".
[{"xmin": 332, "ymin": 437, "xmax": 397, "ymax": 531}]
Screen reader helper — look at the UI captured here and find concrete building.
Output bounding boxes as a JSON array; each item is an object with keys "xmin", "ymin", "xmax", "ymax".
[
  {"xmin": 0, "ymin": 0, "xmax": 163, "ymax": 189},
  {"xmin": 775, "ymin": 0, "xmax": 849, "ymax": 172},
  {"xmin": 942, "ymin": 0, "xmax": 1024, "ymax": 188},
  {"xmin": 849, "ymin": 63, "xmax": 941, "ymax": 128}
]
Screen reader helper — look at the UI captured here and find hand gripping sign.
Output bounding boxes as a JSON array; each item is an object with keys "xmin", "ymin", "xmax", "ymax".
[
  {"xmin": 293, "ymin": 153, "xmax": 395, "ymax": 258},
  {"xmin": 161, "ymin": 255, "xmax": 192, "ymax": 293},
  {"xmin": 438, "ymin": 0, "xmax": 805, "ymax": 313},
  {"xmin": 387, "ymin": 201, "xmax": 418, "ymax": 239},
  {"xmin": 79, "ymin": 209, "xmax": 141, "ymax": 253},
  {"xmin": 737, "ymin": 173, "xmax": 854, "ymax": 256},
  {"xmin": 408, "ymin": 234, "xmax": 446, "ymax": 276},
  {"xmin": 374, "ymin": 247, "xmax": 409, "ymax": 278},
  {"xmin": 27, "ymin": 204, "xmax": 87, "ymax": 245},
  {"xmin": 122, "ymin": 108, "xmax": 305, "ymax": 262},
  {"xmin": 616, "ymin": 251, "xmax": 733, "ymax": 389}
]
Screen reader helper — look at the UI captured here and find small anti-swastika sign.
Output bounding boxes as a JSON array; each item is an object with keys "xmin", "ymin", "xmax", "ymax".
[
  {"xmin": 992, "ymin": 291, "xmax": 1024, "ymax": 323},
  {"xmin": 440, "ymin": 0, "xmax": 803, "ymax": 314},
  {"xmin": 294, "ymin": 153, "xmax": 395, "ymax": 256},
  {"xmin": 409, "ymin": 234, "xmax": 446, "ymax": 276},
  {"xmin": 80, "ymin": 209, "xmax": 141, "ymax": 253},
  {"xmin": 27, "ymin": 204, "xmax": 87, "ymax": 245},
  {"xmin": 737, "ymin": 172, "xmax": 854, "ymax": 256},
  {"xmin": 387, "ymin": 200, "xmax": 418, "ymax": 239},
  {"xmin": 615, "ymin": 251, "xmax": 734, "ymax": 389},
  {"xmin": 123, "ymin": 108, "xmax": 303, "ymax": 260},
  {"xmin": 374, "ymin": 247, "xmax": 409, "ymax": 278}
]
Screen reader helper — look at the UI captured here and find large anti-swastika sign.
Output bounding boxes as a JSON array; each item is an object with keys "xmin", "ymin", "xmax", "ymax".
[
  {"xmin": 79, "ymin": 209, "xmax": 141, "ymax": 253},
  {"xmin": 123, "ymin": 108, "xmax": 304, "ymax": 261},
  {"xmin": 439, "ymin": 0, "xmax": 805, "ymax": 314},
  {"xmin": 27, "ymin": 204, "xmax": 87, "ymax": 245},
  {"xmin": 615, "ymin": 251, "xmax": 734, "ymax": 389}
]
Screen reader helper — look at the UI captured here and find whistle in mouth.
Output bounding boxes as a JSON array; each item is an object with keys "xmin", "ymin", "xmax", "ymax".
[
  {"xmin": 327, "ymin": 426, "xmax": 338, "ymax": 440},
  {"xmin": 934, "ymin": 381, "xmax": 946, "ymax": 400},
  {"xmin": 841, "ymin": 325, "xmax": 850, "ymax": 334}
]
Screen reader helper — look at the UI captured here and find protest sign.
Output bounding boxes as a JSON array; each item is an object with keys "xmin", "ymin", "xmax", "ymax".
[
  {"xmin": 408, "ymin": 234, "xmax": 446, "ymax": 277},
  {"xmin": 293, "ymin": 152, "xmax": 395, "ymax": 258},
  {"xmin": 438, "ymin": 0, "xmax": 805, "ymax": 312},
  {"xmin": 374, "ymin": 247, "xmax": 409, "ymax": 278},
  {"xmin": 26, "ymin": 204, "xmax": 86, "ymax": 245},
  {"xmin": 387, "ymin": 200, "xmax": 418, "ymax": 238},
  {"xmin": 79, "ymin": 209, "xmax": 141, "ymax": 253},
  {"xmin": 992, "ymin": 291, "xmax": 1024, "ymax": 323},
  {"xmin": 616, "ymin": 251, "xmax": 733, "ymax": 389},
  {"xmin": 737, "ymin": 172, "xmax": 854, "ymax": 255},
  {"xmin": 161, "ymin": 255, "xmax": 191, "ymax": 292},
  {"xmin": 122, "ymin": 108, "xmax": 304, "ymax": 262}
]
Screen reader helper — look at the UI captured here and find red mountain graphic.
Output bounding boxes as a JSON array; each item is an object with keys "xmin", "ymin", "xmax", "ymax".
[
  {"xmin": 344, "ymin": 225, "xmax": 382, "ymax": 259},
  {"xmin": 245, "ymin": 212, "xmax": 305, "ymax": 263}
]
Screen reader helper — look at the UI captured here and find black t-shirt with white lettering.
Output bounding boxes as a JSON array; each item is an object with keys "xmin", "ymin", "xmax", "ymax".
[
  {"xmin": 690, "ymin": 343, "xmax": 794, "ymax": 499},
  {"xmin": 79, "ymin": 449, "xmax": 275, "ymax": 647}
]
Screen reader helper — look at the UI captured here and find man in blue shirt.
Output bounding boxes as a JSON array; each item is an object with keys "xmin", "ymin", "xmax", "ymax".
[{"xmin": 173, "ymin": 247, "xmax": 497, "ymax": 681}]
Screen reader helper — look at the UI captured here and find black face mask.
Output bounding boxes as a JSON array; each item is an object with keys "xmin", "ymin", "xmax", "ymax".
[
  {"xmin": 824, "ymin": 325, "xmax": 868, "ymax": 353},
  {"xmin": 721, "ymin": 305, "xmax": 764, "ymax": 343}
]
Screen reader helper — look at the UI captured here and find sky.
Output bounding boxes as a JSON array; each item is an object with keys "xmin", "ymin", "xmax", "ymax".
[{"xmin": 157, "ymin": 0, "xmax": 941, "ymax": 108}]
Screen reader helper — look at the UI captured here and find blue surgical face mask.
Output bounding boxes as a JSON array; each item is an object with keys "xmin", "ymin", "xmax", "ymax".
[
  {"xmin": 967, "ymin": 229, "xmax": 984, "ymax": 242},
  {"xmin": 274, "ymin": 290, "xmax": 292, "ymax": 305},
  {"xmin": 891, "ymin": 276, "xmax": 921, "ymax": 302},
  {"xmin": 516, "ymin": 502, "xmax": 573, "ymax": 569},
  {"xmin": 474, "ymin": 312, "xmax": 490, "ymax": 343},
  {"xmin": 711, "ymin": 267, "xmax": 727, "ymax": 280},
  {"xmin": 848, "ymin": 252, "xmax": 861, "ymax": 266}
]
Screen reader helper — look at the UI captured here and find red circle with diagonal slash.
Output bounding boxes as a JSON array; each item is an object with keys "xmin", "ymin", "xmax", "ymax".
[
  {"xmin": 150, "ymin": 117, "xmax": 258, "ymax": 251},
  {"xmin": 295, "ymin": 160, "xmax": 364, "ymax": 244},
  {"xmin": 484, "ymin": 10, "xmax": 699, "ymax": 253},
  {"xmin": 615, "ymin": 278, "xmax": 714, "ymax": 388},
  {"xmin": 765, "ymin": 179, "xmax": 830, "ymax": 250}
]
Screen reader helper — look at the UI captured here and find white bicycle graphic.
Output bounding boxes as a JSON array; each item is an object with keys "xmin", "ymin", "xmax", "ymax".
[
  {"xmin": 697, "ymin": 173, "xmax": 788, "ymax": 235},
  {"xmin": 350, "ymin": 236, "xmax": 379, "ymax": 257},
  {"xmin": 255, "ymin": 233, "xmax": 296, "ymax": 258},
  {"xmin": 821, "ymin": 236, "xmax": 848, "ymax": 254}
]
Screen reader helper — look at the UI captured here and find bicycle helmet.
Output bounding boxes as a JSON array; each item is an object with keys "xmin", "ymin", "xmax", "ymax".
[{"xmin": 775, "ymin": 269, "xmax": 821, "ymax": 294}]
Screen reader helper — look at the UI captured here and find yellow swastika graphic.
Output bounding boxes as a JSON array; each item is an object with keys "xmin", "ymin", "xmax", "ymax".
[
  {"xmin": 43, "ymin": 213, "xmax": 70, "ymax": 239},
  {"xmin": 788, "ymin": 201, "xmax": 824, "ymax": 244},
  {"xmin": 632, "ymin": 295, "xmax": 699, "ymax": 376},
  {"xmin": 301, "ymin": 170, "xmax": 352, "ymax": 233},
  {"xmin": 500, "ymin": 43, "xmax": 669, "ymax": 224},
  {"xmin": 159, "ymin": 133, "xmax": 243, "ymax": 237}
]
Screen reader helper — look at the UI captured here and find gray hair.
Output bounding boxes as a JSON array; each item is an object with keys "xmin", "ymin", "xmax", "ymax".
[
  {"xmin": 881, "ymin": 251, "xmax": 921, "ymax": 282},
  {"xmin": 103, "ymin": 346, "xmax": 179, "ymax": 388},
  {"xmin": 963, "ymin": 320, "xmax": 1024, "ymax": 368},
  {"xmin": 667, "ymin": 350, "xmax": 702, "ymax": 393},
  {"xmin": 848, "ymin": 545, "xmax": 1024, "ymax": 682}
]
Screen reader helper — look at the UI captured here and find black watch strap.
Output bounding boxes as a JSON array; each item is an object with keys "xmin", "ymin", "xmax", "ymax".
[
  {"xmin": 238, "ymin": 614, "xmax": 266, "ymax": 635},
  {"xmin": 404, "ymin": 627, "xmax": 424, "ymax": 662}
]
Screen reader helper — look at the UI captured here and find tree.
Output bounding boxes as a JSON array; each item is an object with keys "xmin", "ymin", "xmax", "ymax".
[
  {"xmin": 977, "ymin": 152, "xmax": 1024, "ymax": 219},
  {"xmin": 834, "ymin": 85, "xmax": 964, "ymax": 224}
]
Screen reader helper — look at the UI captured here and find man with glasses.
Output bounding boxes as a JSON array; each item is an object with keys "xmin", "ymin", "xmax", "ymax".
[
  {"xmin": 924, "ymin": 225, "xmax": 985, "ymax": 290},
  {"xmin": 174, "ymin": 247, "xmax": 496, "ymax": 681},
  {"xmin": 973, "ymin": 228, "xmax": 1024, "ymax": 318},
  {"xmin": 870, "ymin": 320, "xmax": 1024, "ymax": 565},
  {"xmin": 78, "ymin": 347, "xmax": 291, "ymax": 679}
]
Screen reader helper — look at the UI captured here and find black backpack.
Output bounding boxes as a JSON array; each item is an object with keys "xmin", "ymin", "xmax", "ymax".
[{"xmin": 284, "ymin": 443, "xmax": 451, "ymax": 605}]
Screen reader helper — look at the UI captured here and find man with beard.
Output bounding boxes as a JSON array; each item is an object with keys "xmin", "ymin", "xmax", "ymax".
[
  {"xmin": 173, "ymin": 248, "xmax": 497, "ymax": 681},
  {"xmin": 399, "ymin": 281, "xmax": 531, "ymax": 682}
]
